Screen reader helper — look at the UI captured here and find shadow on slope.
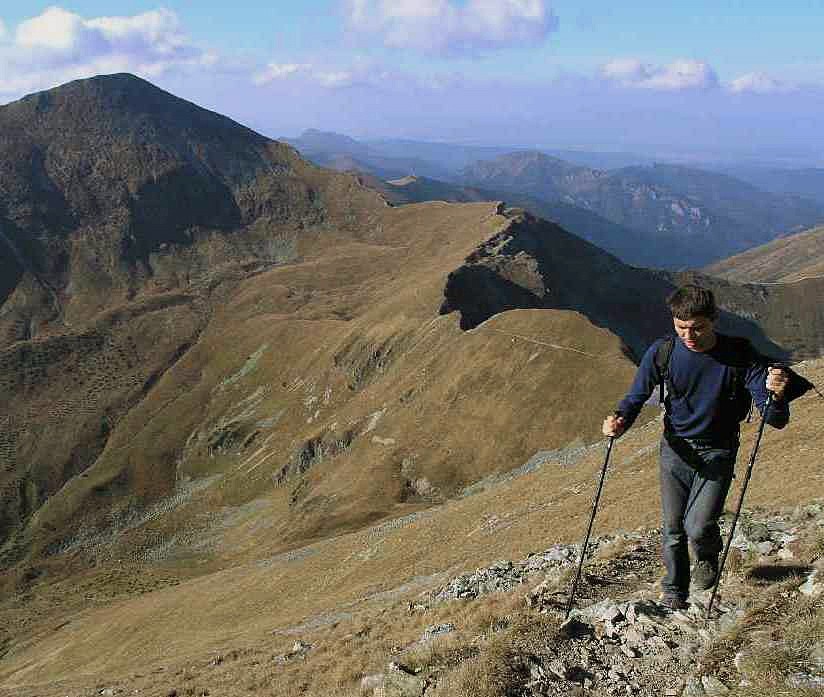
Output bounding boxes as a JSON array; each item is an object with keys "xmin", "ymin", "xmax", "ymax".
[{"xmin": 439, "ymin": 210, "xmax": 793, "ymax": 362}]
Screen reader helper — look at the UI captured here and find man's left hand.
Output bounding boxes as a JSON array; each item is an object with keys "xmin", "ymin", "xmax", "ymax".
[{"xmin": 766, "ymin": 366, "xmax": 789, "ymax": 400}]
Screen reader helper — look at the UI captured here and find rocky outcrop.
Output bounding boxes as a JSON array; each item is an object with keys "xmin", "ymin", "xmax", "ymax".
[
  {"xmin": 440, "ymin": 210, "xmax": 824, "ymax": 360},
  {"xmin": 359, "ymin": 503, "xmax": 824, "ymax": 697}
]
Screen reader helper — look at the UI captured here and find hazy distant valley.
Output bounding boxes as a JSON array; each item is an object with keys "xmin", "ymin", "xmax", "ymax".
[{"xmin": 287, "ymin": 129, "xmax": 824, "ymax": 270}]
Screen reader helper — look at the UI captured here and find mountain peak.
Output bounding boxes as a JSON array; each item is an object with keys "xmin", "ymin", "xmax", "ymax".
[
  {"xmin": 16, "ymin": 72, "xmax": 174, "ymax": 109},
  {"xmin": 4, "ymin": 72, "xmax": 266, "ymax": 150}
]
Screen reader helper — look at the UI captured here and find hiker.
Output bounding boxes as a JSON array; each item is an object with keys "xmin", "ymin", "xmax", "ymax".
[{"xmin": 602, "ymin": 285, "xmax": 790, "ymax": 610}]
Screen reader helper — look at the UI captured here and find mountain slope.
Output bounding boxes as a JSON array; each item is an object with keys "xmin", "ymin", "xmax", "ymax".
[
  {"xmin": 2, "ymin": 349, "xmax": 822, "ymax": 694},
  {"xmin": 460, "ymin": 153, "xmax": 824, "ymax": 268},
  {"xmin": 373, "ymin": 175, "xmax": 664, "ymax": 268},
  {"xmin": 705, "ymin": 224, "xmax": 824, "ymax": 282},
  {"xmin": 0, "ymin": 72, "xmax": 386, "ymax": 568},
  {"xmin": 4, "ymin": 74, "xmax": 824, "ymax": 695},
  {"xmin": 616, "ymin": 163, "xmax": 823, "ymax": 243},
  {"xmin": 0, "ymin": 74, "xmax": 384, "ymax": 340}
]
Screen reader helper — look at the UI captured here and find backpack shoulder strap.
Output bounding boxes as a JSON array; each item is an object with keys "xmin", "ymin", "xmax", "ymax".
[
  {"xmin": 724, "ymin": 335, "xmax": 755, "ymax": 420},
  {"xmin": 653, "ymin": 336, "xmax": 675, "ymax": 406}
]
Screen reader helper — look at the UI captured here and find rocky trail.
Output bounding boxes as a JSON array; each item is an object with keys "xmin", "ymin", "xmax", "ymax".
[
  {"xmin": 362, "ymin": 503, "xmax": 824, "ymax": 697},
  {"xmin": 10, "ymin": 502, "xmax": 822, "ymax": 697}
]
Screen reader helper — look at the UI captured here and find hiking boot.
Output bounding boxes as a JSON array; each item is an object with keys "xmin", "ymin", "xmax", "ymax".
[
  {"xmin": 660, "ymin": 595, "xmax": 689, "ymax": 611},
  {"xmin": 692, "ymin": 559, "xmax": 718, "ymax": 591}
]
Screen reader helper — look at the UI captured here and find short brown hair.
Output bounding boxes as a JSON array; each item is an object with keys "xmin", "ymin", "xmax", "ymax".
[{"xmin": 666, "ymin": 284, "xmax": 718, "ymax": 320}]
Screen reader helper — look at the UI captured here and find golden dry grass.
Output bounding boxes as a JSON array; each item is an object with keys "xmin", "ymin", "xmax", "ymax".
[
  {"xmin": 706, "ymin": 224, "xmax": 824, "ymax": 283},
  {"xmin": 2, "ymin": 195, "xmax": 824, "ymax": 695},
  {"xmin": 2, "ymin": 355, "xmax": 822, "ymax": 693},
  {"xmin": 699, "ymin": 526, "xmax": 824, "ymax": 696}
]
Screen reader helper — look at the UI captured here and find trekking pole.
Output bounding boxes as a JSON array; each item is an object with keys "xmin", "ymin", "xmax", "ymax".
[
  {"xmin": 565, "ymin": 434, "xmax": 615, "ymax": 620},
  {"xmin": 706, "ymin": 393, "xmax": 773, "ymax": 622}
]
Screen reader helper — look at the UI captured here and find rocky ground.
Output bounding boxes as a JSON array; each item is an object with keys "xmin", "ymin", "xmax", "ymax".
[
  {"xmin": 14, "ymin": 502, "xmax": 820, "ymax": 697},
  {"xmin": 355, "ymin": 502, "xmax": 824, "ymax": 697}
]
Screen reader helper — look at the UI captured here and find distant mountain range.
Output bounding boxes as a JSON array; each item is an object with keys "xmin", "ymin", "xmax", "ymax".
[
  {"xmin": 286, "ymin": 131, "xmax": 824, "ymax": 269},
  {"xmin": 369, "ymin": 175, "xmax": 657, "ymax": 267},
  {"xmin": 287, "ymin": 130, "xmax": 658, "ymax": 177},
  {"xmin": 284, "ymin": 129, "xmax": 455, "ymax": 181},
  {"xmin": 461, "ymin": 154, "xmax": 824, "ymax": 268},
  {"xmin": 711, "ymin": 166, "xmax": 824, "ymax": 205}
]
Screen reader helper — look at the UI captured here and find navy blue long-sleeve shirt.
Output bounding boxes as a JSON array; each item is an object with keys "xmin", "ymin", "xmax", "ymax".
[{"xmin": 618, "ymin": 333, "xmax": 789, "ymax": 441}]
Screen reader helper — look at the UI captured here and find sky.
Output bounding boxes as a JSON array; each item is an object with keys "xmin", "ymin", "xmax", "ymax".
[{"xmin": 2, "ymin": 1, "xmax": 824, "ymax": 164}]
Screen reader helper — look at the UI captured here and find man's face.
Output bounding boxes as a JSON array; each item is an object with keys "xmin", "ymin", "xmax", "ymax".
[{"xmin": 673, "ymin": 315, "xmax": 716, "ymax": 352}]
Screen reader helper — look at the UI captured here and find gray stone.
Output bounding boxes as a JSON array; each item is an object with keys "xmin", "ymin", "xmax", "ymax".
[
  {"xmin": 682, "ymin": 676, "xmax": 706, "ymax": 696},
  {"xmin": 701, "ymin": 675, "xmax": 729, "ymax": 695},
  {"xmin": 419, "ymin": 623, "xmax": 455, "ymax": 643},
  {"xmin": 621, "ymin": 644, "xmax": 640, "ymax": 658},
  {"xmin": 600, "ymin": 604, "xmax": 624, "ymax": 623},
  {"xmin": 800, "ymin": 569, "xmax": 823, "ymax": 596},
  {"xmin": 361, "ymin": 674, "xmax": 385, "ymax": 691},
  {"xmin": 544, "ymin": 545, "xmax": 575, "ymax": 562},
  {"xmin": 623, "ymin": 627, "xmax": 645, "ymax": 648},
  {"xmin": 669, "ymin": 614, "xmax": 698, "ymax": 635},
  {"xmin": 599, "ymin": 619, "xmax": 618, "ymax": 639},
  {"xmin": 744, "ymin": 522, "xmax": 771, "ymax": 543},
  {"xmin": 385, "ymin": 662, "xmax": 424, "ymax": 697},
  {"xmin": 756, "ymin": 541, "xmax": 774, "ymax": 555},
  {"xmin": 625, "ymin": 604, "xmax": 638, "ymax": 624},
  {"xmin": 788, "ymin": 672, "xmax": 824, "ymax": 689},
  {"xmin": 717, "ymin": 609, "xmax": 745, "ymax": 634}
]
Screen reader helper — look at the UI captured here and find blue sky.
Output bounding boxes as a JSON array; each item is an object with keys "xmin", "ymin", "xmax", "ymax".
[{"xmin": 2, "ymin": 2, "xmax": 824, "ymax": 163}]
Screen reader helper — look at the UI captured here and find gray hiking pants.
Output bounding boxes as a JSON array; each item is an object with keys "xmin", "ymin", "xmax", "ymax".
[{"xmin": 659, "ymin": 434, "xmax": 737, "ymax": 600}]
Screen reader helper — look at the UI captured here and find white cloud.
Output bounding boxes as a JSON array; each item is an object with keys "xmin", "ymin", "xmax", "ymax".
[
  {"xmin": 253, "ymin": 59, "xmax": 393, "ymax": 90},
  {"xmin": 16, "ymin": 6, "xmax": 92, "ymax": 51},
  {"xmin": 314, "ymin": 70, "xmax": 356, "ymax": 88},
  {"xmin": 0, "ymin": 6, "xmax": 214, "ymax": 97},
  {"xmin": 728, "ymin": 72, "xmax": 793, "ymax": 94},
  {"xmin": 253, "ymin": 63, "xmax": 310, "ymax": 85},
  {"xmin": 601, "ymin": 58, "xmax": 719, "ymax": 91},
  {"xmin": 601, "ymin": 58, "xmax": 649, "ymax": 84},
  {"xmin": 345, "ymin": 0, "xmax": 558, "ymax": 56}
]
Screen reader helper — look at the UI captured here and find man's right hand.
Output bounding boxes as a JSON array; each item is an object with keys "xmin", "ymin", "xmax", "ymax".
[{"xmin": 602, "ymin": 413, "xmax": 626, "ymax": 437}]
